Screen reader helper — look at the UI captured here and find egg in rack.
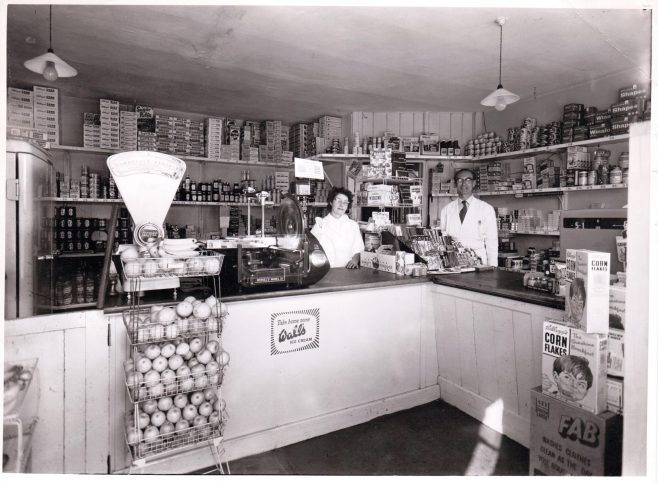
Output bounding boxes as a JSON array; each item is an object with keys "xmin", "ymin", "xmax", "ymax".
[{"xmin": 107, "ymin": 151, "xmax": 231, "ymax": 472}]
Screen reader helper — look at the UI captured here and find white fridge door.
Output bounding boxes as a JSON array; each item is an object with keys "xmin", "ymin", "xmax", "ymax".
[{"xmin": 5, "ymin": 139, "xmax": 54, "ymax": 319}]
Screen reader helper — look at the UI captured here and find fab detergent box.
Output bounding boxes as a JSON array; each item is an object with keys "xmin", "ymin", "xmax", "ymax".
[
  {"xmin": 564, "ymin": 249, "xmax": 610, "ymax": 334},
  {"xmin": 529, "ymin": 387, "xmax": 622, "ymax": 476},
  {"xmin": 542, "ymin": 320, "xmax": 608, "ymax": 414}
]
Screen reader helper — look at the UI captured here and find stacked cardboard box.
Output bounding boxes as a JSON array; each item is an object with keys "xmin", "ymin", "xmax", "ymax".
[
  {"xmin": 83, "ymin": 113, "xmax": 101, "ymax": 148},
  {"xmin": 522, "ymin": 157, "xmax": 537, "ymax": 189},
  {"xmin": 225, "ymin": 119, "xmax": 242, "ymax": 145},
  {"xmin": 7, "ymin": 87, "xmax": 34, "ymax": 128},
  {"xmin": 607, "ymin": 285, "xmax": 625, "ymax": 414},
  {"xmin": 136, "ymin": 105, "xmax": 156, "ymax": 151},
  {"xmin": 260, "ymin": 120, "xmax": 282, "ymax": 164},
  {"xmin": 34, "ymin": 86, "xmax": 60, "ymax": 146},
  {"xmin": 318, "ymin": 115, "xmax": 342, "ymax": 148},
  {"xmin": 529, "ymin": 387, "xmax": 622, "ymax": 476},
  {"xmin": 205, "ymin": 117, "xmax": 223, "ymax": 160},
  {"xmin": 119, "ymin": 111, "xmax": 138, "ymax": 150},
  {"xmin": 290, "ymin": 123, "xmax": 314, "ymax": 158},
  {"xmin": 222, "ymin": 144, "xmax": 240, "ymax": 162},
  {"xmin": 100, "ymin": 98, "xmax": 120, "ymax": 150},
  {"xmin": 280, "ymin": 125, "xmax": 289, "ymax": 151},
  {"xmin": 155, "ymin": 115, "xmax": 205, "ymax": 156}
]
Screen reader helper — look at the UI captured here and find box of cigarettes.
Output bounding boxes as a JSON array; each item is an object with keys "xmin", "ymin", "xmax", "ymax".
[
  {"xmin": 606, "ymin": 328, "xmax": 624, "ymax": 378},
  {"xmin": 564, "ymin": 249, "xmax": 610, "ymax": 333},
  {"xmin": 618, "ymin": 83, "xmax": 649, "ymax": 101},
  {"xmin": 529, "ymin": 386, "xmax": 622, "ymax": 476},
  {"xmin": 33, "ymin": 85, "xmax": 59, "ymax": 101},
  {"xmin": 136, "ymin": 105, "xmax": 154, "ymax": 119},
  {"xmin": 542, "ymin": 320, "xmax": 608, "ymax": 414},
  {"xmin": 8, "ymin": 87, "xmax": 33, "ymax": 101},
  {"xmin": 563, "ymin": 103, "xmax": 584, "ymax": 114},
  {"xmin": 606, "ymin": 377, "xmax": 623, "ymax": 414}
]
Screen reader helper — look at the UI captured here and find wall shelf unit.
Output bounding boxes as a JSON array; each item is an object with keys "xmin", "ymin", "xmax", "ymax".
[{"xmin": 433, "ymin": 183, "xmax": 628, "ymax": 198}]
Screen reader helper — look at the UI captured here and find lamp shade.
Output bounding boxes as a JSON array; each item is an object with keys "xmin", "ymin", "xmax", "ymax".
[
  {"xmin": 480, "ymin": 86, "xmax": 520, "ymax": 109},
  {"xmin": 24, "ymin": 50, "xmax": 77, "ymax": 78}
]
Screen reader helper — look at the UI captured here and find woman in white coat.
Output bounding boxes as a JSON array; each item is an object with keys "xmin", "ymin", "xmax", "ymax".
[
  {"xmin": 311, "ymin": 187, "xmax": 365, "ymax": 269},
  {"xmin": 440, "ymin": 169, "xmax": 498, "ymax": 266}
]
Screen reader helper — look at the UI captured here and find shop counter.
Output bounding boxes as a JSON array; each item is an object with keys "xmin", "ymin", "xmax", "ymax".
[
  {"xmin": 107, "ymin": 271, "xmax": 438, "ymax": 473},
  {"xmin": 430, "ymin": 269, "xmax": 565, "ymax": 310},
  {"xmin": 102, "ymin": 267, "xmax": 429, "ymax": 313}
]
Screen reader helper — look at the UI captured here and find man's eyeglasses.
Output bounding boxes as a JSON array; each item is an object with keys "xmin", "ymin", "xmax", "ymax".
[{"xmin": 456, "ymin": 178, "xmax": 474, "ymax": 185}]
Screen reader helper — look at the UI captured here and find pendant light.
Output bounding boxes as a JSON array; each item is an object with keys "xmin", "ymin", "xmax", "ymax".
[
  {"xmin": 24, "ymin": 5, "xmax": 77, "ymax": 81},
  {"xmin": 480, "ymin": 17, "xmax": 519, "ymax": 112}
]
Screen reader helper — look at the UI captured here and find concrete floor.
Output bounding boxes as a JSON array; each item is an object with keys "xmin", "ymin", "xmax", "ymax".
[{"xmin": 195, "ymin": 400, "xmax": 529, "ymax": 476}]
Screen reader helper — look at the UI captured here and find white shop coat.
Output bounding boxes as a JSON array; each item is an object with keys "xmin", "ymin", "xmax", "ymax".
[
  {"xmin": 440, "ymin": 195, "xmax": 498, "ymax": 266},
  {"xmin": 311, "ymin": 214, "xmax": 365, "ymax": 268}
]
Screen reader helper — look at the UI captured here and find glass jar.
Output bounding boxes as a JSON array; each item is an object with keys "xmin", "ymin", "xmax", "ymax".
[
  {"xmin": 610, "ymin": 166, "xmax": 623, "ymax": 184},
  {"xmin": 618, "ymin": 152, "xmax": 629, "ymax": 169}
]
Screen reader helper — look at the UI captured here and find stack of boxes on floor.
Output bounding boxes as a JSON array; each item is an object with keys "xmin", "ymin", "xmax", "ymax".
[
  {"xmin": 530, "ymin": 249, "xmax": 625, "ymax": 476},
  {"xmin": 7, "ymin": 86, "xmax": 60, "ymax": 148}
]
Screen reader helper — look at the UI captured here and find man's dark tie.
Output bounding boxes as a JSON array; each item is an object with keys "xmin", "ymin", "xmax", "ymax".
[{"xmin": 459, "ymin": 200, "xmax": 468, "ymax": 223}]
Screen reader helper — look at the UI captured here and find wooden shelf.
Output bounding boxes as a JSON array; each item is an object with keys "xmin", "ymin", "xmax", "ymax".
[
  {"xmin": 499, "ymin": 231, "xmax": 560, "ymax": 237},
  {"xmin": 434, "ymin": 183, "xmax": 627, "ymax": 197},
  {"xmin": 357, "ymin": 176, "xmax": 422, "ymax": 184},
  {"xmin": 316, "ymin": 134, "xmax": 629, "ymax": 164},
  {"xmin": 315, "ymin": 153, "xmax": 472, "ymax": 162},
  {"xmin": 48, "ymin": 145, "xmax": 295, "ymax": 169},
  {"xmin": 57, "ymin": 252, "xmax": 105, "ymax": 258},
  {"xmin": 360, "ymin": 204, "xmax": 421, "ymax": 208},
  {"xmin": 38, "ymin": 302, "xmax": 97, "ymax": 311},
  {"xmin": 40, "ymin": 197, "xmax": 284, "ymax": 207},
  {"xmin": 470, "ymin": 134, "xmax": 630, "ymax": 161}
]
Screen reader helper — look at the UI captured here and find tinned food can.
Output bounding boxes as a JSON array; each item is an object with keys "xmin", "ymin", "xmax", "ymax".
[
  {"xmin": 587, "ymin": 170, "xmax": 597, "ymax": 185},
  {"xmin": 577, "ymin": 171, "xmax": 588, "ymax": 186}
]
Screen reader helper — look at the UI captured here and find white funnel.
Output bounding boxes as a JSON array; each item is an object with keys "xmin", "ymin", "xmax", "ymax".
[{"xmin": 107, "ymin": 151, "xmax": 186, "ymax": 247}]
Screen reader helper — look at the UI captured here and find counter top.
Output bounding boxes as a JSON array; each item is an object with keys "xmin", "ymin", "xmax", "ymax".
[
  {"xmin": 102, "ymin": 268, "xmax": 429, "ymax": 314},
  {"xmin": 430, "ymin": 269, "xmax": 565, "ymax": 310}
]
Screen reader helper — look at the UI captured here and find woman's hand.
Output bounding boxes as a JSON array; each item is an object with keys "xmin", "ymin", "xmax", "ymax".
[{"xmin": 345, "ymin": 253, "xmax": 360, "ymax": 269}]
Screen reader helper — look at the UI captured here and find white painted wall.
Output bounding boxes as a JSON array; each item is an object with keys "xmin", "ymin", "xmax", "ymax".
[{"xmin": 346, "ymin": 111, "xmax": 484, "ymax": 146}]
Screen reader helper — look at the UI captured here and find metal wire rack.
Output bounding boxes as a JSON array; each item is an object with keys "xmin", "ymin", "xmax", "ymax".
[
  {"xmin": 121, "ymin": 252, "xmax": 224, "ymax": 280},
  {"xmin": 125, "ymin": 413, "xmax": 228, "ymax": 461},
  {"xmin": 122, "ymin": 309, "xmax": 226, "ymax": 345}
]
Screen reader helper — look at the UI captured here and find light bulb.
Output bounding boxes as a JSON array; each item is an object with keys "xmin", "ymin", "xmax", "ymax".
[
  {"xmin": 43, "ymin": 61, "xmax": 58, "ymax": 81},
  {"xmin": 495, "ymin": 100, "xmax": 507, "ymax": 111}
]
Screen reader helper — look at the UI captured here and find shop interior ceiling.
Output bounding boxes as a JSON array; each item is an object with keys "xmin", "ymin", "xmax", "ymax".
[{"xmin": 6, "ymin": 4, "xmax": 652, "ymax": 124}]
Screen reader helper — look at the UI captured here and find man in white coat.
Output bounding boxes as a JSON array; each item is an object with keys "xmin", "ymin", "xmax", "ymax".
[{"xmin": 440, "ymin": 168, "xmax": 498, "ymax": 266}]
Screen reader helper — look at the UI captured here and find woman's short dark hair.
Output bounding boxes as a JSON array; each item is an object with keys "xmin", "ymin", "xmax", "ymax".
[{"xmin": 327, "ymin": 186, "xmax": 354, "ymax": 213}]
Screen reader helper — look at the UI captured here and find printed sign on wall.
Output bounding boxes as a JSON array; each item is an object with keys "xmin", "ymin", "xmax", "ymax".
[{"xmin": 271, "ymin": 308, "xmax": 320, "ymax": 355}]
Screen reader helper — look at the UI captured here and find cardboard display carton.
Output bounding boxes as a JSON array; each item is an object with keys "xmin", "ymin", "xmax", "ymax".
[
  {"xmin": 607, "ymin": 328, "xmax": 624, "ymax": 378},
  {"xmin": 608, "ymin": 285, "xmax": 625, "ymax": 330},
  {"xmin": 606, "ymin": 376, "xmax": 623, "ymax": 414},
  {"xmin": 360, "ymin": 246, "xmax": 413, "ymax": 274},
  {"xmin": 564, "ymin": 249, "xmax": 610, "ymax": 334},
  {"xmin": 529, "ymin": 387, "xmax": 622, "ymax": 476},
  {"xmin": 542, "ymin": 320, "xmax": 608, "ymax": 414}
]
